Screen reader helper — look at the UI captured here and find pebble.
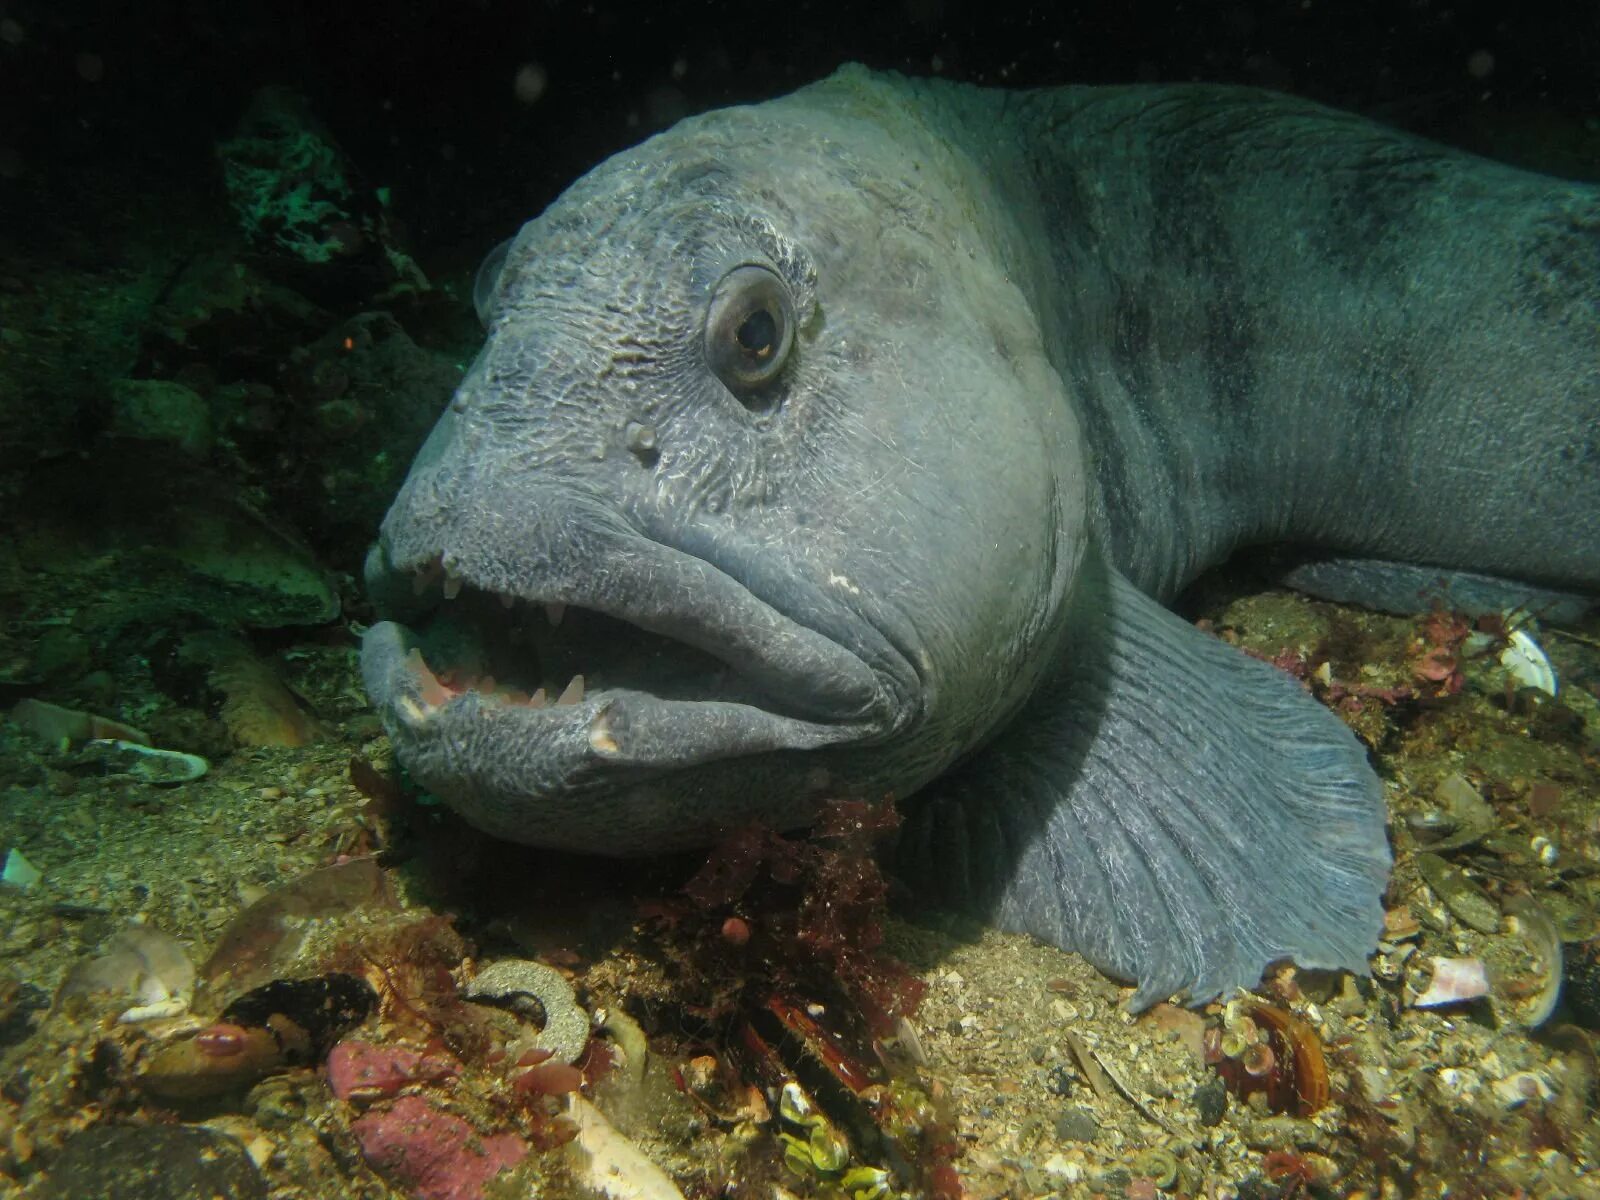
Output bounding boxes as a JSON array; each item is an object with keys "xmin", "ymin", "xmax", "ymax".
[
  {"xmin": 1193, "ymin": 1077, "xmax": 1229, "ymax": 1126},
  {"xmin": 1054, "ymin": 1107, "xmax": 1099, "ymax": 1142},
  {"xmin": 1492, "ymin": 1071, "xmax": 1555, "ymax": 1108}
]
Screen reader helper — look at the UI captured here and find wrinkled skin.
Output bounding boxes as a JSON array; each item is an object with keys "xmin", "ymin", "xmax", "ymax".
[
  {"xmin": 364, "ymin": 72, "xmax": 1087, "ymax": 852},
  {"xmin": 365, "ymin": 66, "xmax": 1599, "ymax": 1004}
]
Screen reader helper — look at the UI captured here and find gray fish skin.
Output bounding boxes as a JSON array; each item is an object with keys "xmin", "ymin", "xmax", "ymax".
[{"xmin": 362, "ymin": 67, "xmax": 1599, "ymax": 1007}]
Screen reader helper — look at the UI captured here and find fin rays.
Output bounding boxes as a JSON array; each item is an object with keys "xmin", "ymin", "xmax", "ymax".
[{"xmin": 898, "ymin": 555, "xmax": 1389, "ymax": 1008}]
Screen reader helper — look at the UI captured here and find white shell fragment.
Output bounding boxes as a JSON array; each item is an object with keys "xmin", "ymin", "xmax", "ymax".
[
  {"xmin": 566, "ymin": 1094, "xmax": 687, "ymax": 1200},
  {"xmin": 82, "ymin": 739, "xmax": 209, "ymax": 784},
  {"xmin": 1500, "ymin": 629, "xmax": 1557, "ymax": 696},
  {"xmin": 2, "ymin": 847, "xmax": 43, "ymax": 889},
  {"xmin": 57, "ymin": 926, "xmax": 196, "ymax": 1023},
  {"xmin": 1411, "ymin": 956, "xmax": 1491, "ymax": 1008}
]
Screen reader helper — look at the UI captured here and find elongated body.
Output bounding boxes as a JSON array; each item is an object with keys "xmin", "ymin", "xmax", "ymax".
[{"xmin": 363, "ymin": 67, "xmax": 1599, "ymax": 1005}]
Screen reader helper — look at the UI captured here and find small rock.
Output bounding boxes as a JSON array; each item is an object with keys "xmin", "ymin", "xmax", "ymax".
[
  {"xmin": 1043, "ymin": 1064, "xmax": 1074, "ymax": 1096},
  {"xmin": 108, "ymin": 378, "xmax": 214, "ymax": 458},
  {"xmin": 1193, "ymin": 1077, "xmax": 1229, "ymax": 1126},
  {"xmin": 9, "ymin": 698, "xmax": 150, "ymax": 746},
  {"xmin": 30, "ymin": 627, "xmax": 91, "ymax": 682},
  {"xmin": 78, "ymin": 739, "xmax": 208, "ymax": 785},
  {"xmin": 1053, "ymin": 1106, "xmax": 1099, "ymax": 1142}
]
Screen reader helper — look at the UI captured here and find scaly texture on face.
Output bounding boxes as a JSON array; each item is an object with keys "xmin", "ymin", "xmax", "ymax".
[{"xmin": 362, "ymin": 70, "xmax": 1089, "ymax": 853}]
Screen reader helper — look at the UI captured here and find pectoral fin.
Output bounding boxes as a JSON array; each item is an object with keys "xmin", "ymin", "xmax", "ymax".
[{"xmin": 896, "ymin": 553, "xmax": 1391, "ymax": 1008}]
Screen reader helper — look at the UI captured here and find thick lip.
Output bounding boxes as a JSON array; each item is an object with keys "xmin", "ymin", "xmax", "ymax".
[{"xmin": 361, "ymin": 539, "xmax": 902, "ymax": 790}]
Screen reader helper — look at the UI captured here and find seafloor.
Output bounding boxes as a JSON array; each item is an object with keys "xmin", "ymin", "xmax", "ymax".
[{"xmin": 2, "ymin": 73, "xmax": 1599, "ymax": 1200}]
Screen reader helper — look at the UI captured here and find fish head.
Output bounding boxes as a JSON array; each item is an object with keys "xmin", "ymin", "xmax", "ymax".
[{"xmin": 362, "ymin": 69, "xmax": 1090, "ymax": 853}]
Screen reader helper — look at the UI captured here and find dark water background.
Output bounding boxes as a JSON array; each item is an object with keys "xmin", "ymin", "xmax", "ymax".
[{"xmin": 6, "ymin": 1, "xmax": 1598, "ymax": 283}]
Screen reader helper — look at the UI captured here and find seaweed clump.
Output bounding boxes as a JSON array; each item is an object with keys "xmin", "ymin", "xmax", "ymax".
[
  {"xmin": 644, "ymin": 800, "xmax": 964, "ymax": 1198},
  {"xmin": 662, "ymin": 798, "xmax": 925, "ymax": 1039}
]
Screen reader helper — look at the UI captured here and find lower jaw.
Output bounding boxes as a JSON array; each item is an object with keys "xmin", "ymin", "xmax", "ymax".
[{"xmin": 366, "ymin": 619, "xmax": 869, "ymax": 782}]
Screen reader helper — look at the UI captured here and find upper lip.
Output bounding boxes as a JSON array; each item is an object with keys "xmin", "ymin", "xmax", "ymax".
[
  {"xmin": 362, "ymin": 522, "xmax": 913, "ymax": 779},
  {"xmin": 404, "ymin": 537, "xmax": 891, "ymax": 720}
]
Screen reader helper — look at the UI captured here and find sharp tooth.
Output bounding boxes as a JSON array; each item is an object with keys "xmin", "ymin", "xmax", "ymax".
[
  {"xmin": 396, "ymin": 695, "xmax": 435, "ymax": 727},
  {"xmin": 545, "ymin": 601, "xmax": 566, "ymax": 627},
  {"xmin": 529, "ymin": 688, "xmax": 547, "ymax": 708},
  {"xmin": 588, "ymin": 709, "xmax": 618, "ymax": 754},
  {"xmin": 499, "ymin": 593, "xmax": 516, "ymax": 609},
  {"xmin": 441, "ymin": 574, "xmax": 463, "ymax": 600},
  {"xmin": 557, "ymin": 674, "xmax": 585, "ymax": 706}
]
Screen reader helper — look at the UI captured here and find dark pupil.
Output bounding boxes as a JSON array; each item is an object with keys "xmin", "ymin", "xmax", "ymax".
[{"xmin": 735, "ymin": 307, "xmax": 777, "ymax": 359}]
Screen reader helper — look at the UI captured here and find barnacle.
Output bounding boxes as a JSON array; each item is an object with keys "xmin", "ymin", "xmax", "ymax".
[{"xmin": 1207, "ymin": 1001, "xmax": 1329, "ymax": 1116}]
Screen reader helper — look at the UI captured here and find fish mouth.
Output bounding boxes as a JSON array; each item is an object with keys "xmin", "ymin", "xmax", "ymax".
[{"xmin": 361, "ymin": 539, "xmax": 907, "ymax": 850}]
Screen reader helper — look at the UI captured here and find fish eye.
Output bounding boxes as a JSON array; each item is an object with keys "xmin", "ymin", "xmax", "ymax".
[{"xmin": 705, "ymin": 264, "xmax": 794, "ymax": 407}]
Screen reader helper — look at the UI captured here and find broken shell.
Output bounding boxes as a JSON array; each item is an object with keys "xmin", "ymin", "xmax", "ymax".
[
  {"xmin": 1220, "ymin": 1029, "xmax": 1251, "ymax": 1059},
  {"xmin": 1416, "ymin": 853, "xmax": 1502, "ymax": 934},
  {"xmin": 81, "ymin": 738, "xmax": 208, "ymax": 785},
  {"xmin": 1500, "ymin": 628, "xmax": 1557, "ymax": 696},
  {"xmin": 57, "ymin": 926, "xmax": 195, "ymax": 1022},
  {"xmin": 594, "ymin": 1005, "xmax": 649, "ymax": 1087},
  {"xmin": 1411, "ymin": 957, "xmax": 1490, "ymax": 1008},
  {"xmin": 1498, "ymin": 894, "xmax": 1564, "ymax": 1029},
  {"xmin": 1210, "ymin": 1003, "xmax": 1328, "ymax": 1117},
  {"xmin": 1, "ymin": 847, "xmax": 42, "ymax": 890},
  {"xmin": 566, "ymin": 1094, "xmax": 687, "ymax": 1199}
]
